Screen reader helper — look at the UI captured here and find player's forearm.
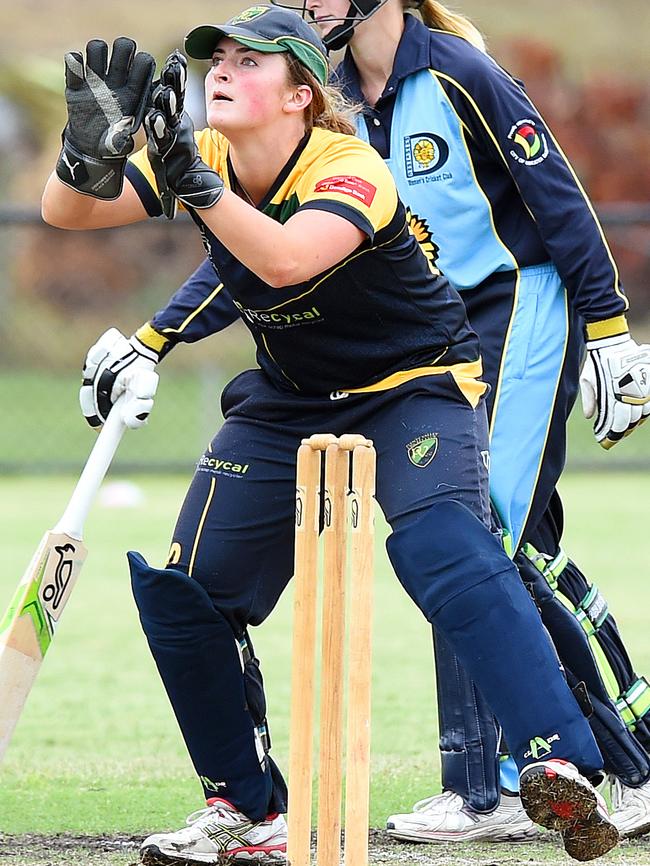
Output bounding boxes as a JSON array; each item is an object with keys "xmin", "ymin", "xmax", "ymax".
[
  {"xmin": 199, "ymin": 190, "xmax": 328, "ymax": 287},
  {"xmin": 41, "ymin": 173, "xmax": 148, "ymax": 230},
  {"xmin": 41, "ymin": 172, "xmax": 102, "ymax": 229}
]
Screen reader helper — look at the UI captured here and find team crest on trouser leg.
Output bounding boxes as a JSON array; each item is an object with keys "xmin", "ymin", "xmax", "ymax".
[{"xmin": 407, "ymin": 434, "xmax": 438, "ymax": 468}]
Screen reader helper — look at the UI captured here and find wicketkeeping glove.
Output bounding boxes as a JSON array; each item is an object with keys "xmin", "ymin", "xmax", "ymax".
[
  {"xmin": 80, "ymin": 328, "xmax": 160, "ymax": 430},
  {"xmin": 144, "ymin": 50, "xmax": 224, "ymax": 219},
  {"xmin": 56, "ymin": 38, "xmax": 155, "ymax": 199},
  {"xmin": 580, "ymin": 333, "xmax": 650, "ymax": 449}
]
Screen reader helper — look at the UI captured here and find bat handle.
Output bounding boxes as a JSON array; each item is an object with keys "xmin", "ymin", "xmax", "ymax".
[{"xmin": 52, "ymin": 398, "xmax": 128, "ymax": 540}]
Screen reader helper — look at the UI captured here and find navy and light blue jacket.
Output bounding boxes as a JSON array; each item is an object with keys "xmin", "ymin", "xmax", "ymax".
[{"xmin": 337, "ymin": 15, "xmax": 627, "ymax": 326}]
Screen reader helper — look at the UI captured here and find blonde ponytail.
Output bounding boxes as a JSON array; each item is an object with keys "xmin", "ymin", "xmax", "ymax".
[{"xmin": 405, "ymin": 0, "xmax": 487, "ymax": 53}]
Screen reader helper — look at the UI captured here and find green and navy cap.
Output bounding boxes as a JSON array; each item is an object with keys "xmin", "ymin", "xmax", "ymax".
[{"xmin": 185, "ymin": 5, "xmax": 329, "ymax": 85}]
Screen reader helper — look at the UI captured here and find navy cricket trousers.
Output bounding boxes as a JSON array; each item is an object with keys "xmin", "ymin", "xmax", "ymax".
[{"xmin": 129, "ymin": 368, "xmax": 602, "ymax": 819}]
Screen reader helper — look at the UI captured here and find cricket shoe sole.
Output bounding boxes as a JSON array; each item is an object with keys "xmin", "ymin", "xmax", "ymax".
[
  {"xmin": 520, "ymin": 760, "xmax": 619, "ymax": 862},
  {"xmin": 141, "ymin": 843, "xmax": 286, "ymax": 865}
]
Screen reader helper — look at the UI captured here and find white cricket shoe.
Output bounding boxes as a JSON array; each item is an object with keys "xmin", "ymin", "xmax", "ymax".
[
  {"xmin": 520, "ymin": 759, "xmax": 619, "ymax": 862},
  {"xmin": 609, "ymin": 775, "xmax": 650, "ymax": 839},
  {"xmin": 385, "ymin": 789, "xmax": 539, "ymax": 842},
  {"xmin": 140, "ymin": 798, "xmax": 287, "ymax": 865}
]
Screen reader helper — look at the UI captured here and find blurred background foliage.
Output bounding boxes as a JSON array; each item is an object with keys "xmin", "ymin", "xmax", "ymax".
[{"xmin": 0, "ymin": 1, "xmax": 648, "ymax": 470}]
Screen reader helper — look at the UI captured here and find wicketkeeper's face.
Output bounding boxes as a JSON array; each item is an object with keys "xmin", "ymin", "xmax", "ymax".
[{"xmin": 204, "ymin": 37, "xmax": 298, "ymax": 133}]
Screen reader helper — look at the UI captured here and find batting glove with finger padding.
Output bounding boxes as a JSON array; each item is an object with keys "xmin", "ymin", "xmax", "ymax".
[
  {"xmin": 145, "ymin": 50, "xmax": 224, "ymax": 219},
  {"xmin": 56, "ymin": 38, "xmax": 155, "ymax": 199},
  {"xmin": 80, "ymin": 327, "xmax": 160, "ymax": 430},
  {"xmin": 580, "ymin": 332, "xmax": 650, "ymax": 449}
]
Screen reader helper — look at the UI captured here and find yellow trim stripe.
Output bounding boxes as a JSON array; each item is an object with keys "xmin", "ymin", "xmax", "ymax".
[
  {"xmin": 159, "ymin": 283, "xmax": 226, "ymax": 336},
  {"xmin": 135, "ymin": 322, "xmax": 169, "ymax": 353},
  {"xmin": 247, "ymin": 224, "xmax": 405, "ymax": 314},
  {"xmin": 429, "ymin": 70, "xmax": 518, "ymax": 270},
  {"xmin": 586, "ymin": 315, "xmax": 629, "ymax": 341},
  {"xmin": 431, "ymin": 69, "xmax": 511, "ymax": 168},
  {"xmin": 432, "ymin": 68, "xmax": 541, "ymax": 225},
  {"xmin": 188, "ymin": 476, "xmax": 216, "ymax": 578},
  {"xmin": 261, "ymin": 333, "xmax": 300, "ymax": 390},
  {"xmin": 497, "ymin": 65, "xmax": 627, "ymax": 309},
  {"xmin": 343, "ymin": 358, "xmax": 487, "ymax": 408},
  {"xmin": 541, "ymin": 123, "xmax": 627, "ymax": 310}
]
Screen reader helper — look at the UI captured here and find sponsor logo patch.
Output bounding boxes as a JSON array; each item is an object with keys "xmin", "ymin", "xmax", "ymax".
[
  {"xmin": 524, "ymin": 733, "xmax": 560, "ymax": 760},
  {"xmin": 404, "ymin": 133, "xmax": 450, "ymax": 178},
  {"xmin": 233, "ymin": 299, "xmax": 323, "ymax": 330},
  {"xmin": 314, "ymin": 175, "xmax": 377, "ymax": 206},
  {"xmin": 199, "ymin": 455, "xmax": 250, "ymax": 476},
  {"xmin": 407, "ymin": 433, "xmax": 439, "ymax": 468},
  {"xmin": 199, "ymin": 775, "xmax": 227, "ymax": 792},
  {"xmin": 507, "ymin": 119, "xmax": 549, "ymax": 166}
]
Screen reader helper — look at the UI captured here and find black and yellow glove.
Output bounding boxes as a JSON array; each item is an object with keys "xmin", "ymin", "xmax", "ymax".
[{"xmin": 56, "ymin": 38, "xmax": 155, "ymax": 199}]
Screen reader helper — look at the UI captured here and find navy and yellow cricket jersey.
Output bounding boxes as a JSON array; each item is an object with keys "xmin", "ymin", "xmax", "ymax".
[
  {"xmin": 126, "ymin": 126, "xmax": 482, "ymax": 397},
  {"xmin": 335, "ymin": 14, "xmax": 628, "ymax": 332}
]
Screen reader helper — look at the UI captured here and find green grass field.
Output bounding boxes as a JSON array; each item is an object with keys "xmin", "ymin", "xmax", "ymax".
[
  {"xmin": 1, "ymin": 369, "xmax": 649, "ymax": 474},
  {"xmin": 0, "ymin": 470, "xmax": 649, "ymax": 850}
]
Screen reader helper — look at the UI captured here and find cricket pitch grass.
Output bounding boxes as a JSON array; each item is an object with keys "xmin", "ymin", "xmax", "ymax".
[
  {"xmin": 1, "ymin": 832, "xmax": 650, "ymax": 865},
  {"xmin": 1, "ymin": 473, "xmax": 650, "ymax": 865}
]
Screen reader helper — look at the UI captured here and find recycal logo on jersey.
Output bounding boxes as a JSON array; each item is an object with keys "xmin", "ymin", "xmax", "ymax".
[
  {"xmin": 232, "ymin": 298, "xmax": 323, "ymax": 330},
  {"xmin": 404, "ymin": 133, "xmax": 451, "ymax": 182},
  {"xmin": 507, "ymin": 119, "xmax": 549, "ymax": 166}
]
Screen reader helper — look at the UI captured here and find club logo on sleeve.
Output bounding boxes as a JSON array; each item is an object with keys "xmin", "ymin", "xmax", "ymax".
[
  {"xmin": 404, "ymin": 133, "xmax": 450, "ymax": 179},
  {"xmin": 507, "ymin": 119, "xmax": 549, "ymax": 166},
  {"xmin": 230, "ymin": 5, "xmax": 270, "ymax": 24},
  {"xmin": 407, "ymin": 434, "xmax": 439, "ymax": 468},
  {"xmin": 314, "ymin": 175, "xmax": 377, "ymax": 206}
]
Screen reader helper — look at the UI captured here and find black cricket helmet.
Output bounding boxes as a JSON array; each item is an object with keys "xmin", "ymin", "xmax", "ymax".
[{"xmin": 269, "ymin": 0, "xmax": 392, "ymax": 50}]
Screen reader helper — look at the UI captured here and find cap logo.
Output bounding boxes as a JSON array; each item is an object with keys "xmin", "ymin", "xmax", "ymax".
[{"xmin": 229, "ymin": 5, "xmax": 271, "ymax": 25}]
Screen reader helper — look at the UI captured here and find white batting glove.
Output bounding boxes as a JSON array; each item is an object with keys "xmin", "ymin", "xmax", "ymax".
[
  {"xmin": 80, "ymin": 328, "xmax": 160, "ymax": 430},
  {"xmin": 580, "ymin": 333, "xmax": 650, "ymax": 449}
]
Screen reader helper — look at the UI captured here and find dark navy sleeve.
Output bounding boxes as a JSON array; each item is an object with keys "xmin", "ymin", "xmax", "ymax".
[
  {"xmin": 150, "ymin": 257, "xmax": 240, "ymax": 349},
  {"xmin": 440, "ymin": 47, "xmax": 629, "ymax": 329},
  {"xmin": 125, "ymin": 162, "xmax": 163, "ymax": 217}
]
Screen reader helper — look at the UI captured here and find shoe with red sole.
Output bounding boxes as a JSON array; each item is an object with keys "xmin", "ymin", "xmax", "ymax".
[
  {"xmin": 140, "ymin": 798, "xmax": 286, "ymax": 864},
  {"xmin": 519, "ymin": 759, "xmax": 619, "ymax": 862}
]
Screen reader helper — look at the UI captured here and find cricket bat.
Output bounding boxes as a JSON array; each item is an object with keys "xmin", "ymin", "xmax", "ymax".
[{"xmin": 0, "ymin": 400, "xmax": 127, "ymax": 762}]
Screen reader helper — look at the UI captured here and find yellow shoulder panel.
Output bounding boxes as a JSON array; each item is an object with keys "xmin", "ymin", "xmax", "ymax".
[{"xmin": 293, "ymin": 129, "xmax": 398, "ymax": 233}]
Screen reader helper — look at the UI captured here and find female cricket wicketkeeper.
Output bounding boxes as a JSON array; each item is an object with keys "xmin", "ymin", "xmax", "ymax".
[{"xmin": 42, "ymin": 7, "xmax": 618, "ymax": 863}]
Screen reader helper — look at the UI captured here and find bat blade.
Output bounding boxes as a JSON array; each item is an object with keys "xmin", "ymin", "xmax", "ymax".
[{"xmin": 0, "ymin": 531, "xmax": 87, "ymax": 760}]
